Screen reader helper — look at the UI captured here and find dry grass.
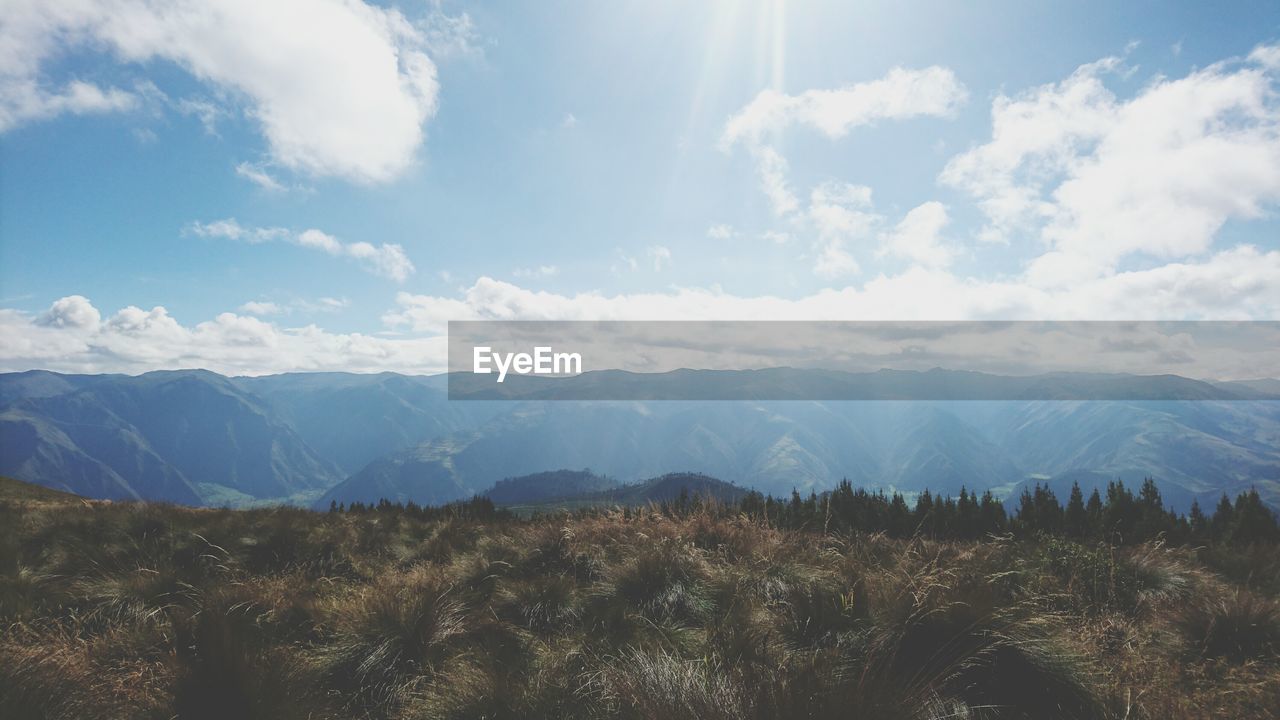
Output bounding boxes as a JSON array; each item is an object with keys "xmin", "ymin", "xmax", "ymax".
[{"xmin": 0, "ymin": 498, "xmax": 1277, "ymax": 719}]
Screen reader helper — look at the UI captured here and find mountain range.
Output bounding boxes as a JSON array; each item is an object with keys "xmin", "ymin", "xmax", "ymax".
[{"xmin": 2, "ymin": 368, "xmax": 1278, "ymax": 512}]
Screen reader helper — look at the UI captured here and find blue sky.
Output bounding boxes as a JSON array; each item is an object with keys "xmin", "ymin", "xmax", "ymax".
[{"xmin": 2, "ymin": 1, "xmax": 1280, "ymax": 374}]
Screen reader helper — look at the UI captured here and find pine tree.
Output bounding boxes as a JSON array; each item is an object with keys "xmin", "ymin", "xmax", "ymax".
[
  {"xmin": 1231, "ymin": 488, "xmax": 1278, "ymax": 543},
  {"xmin": 888, "ymin": 493, "xmax": 910, "ymax": 537},
  {"xmin": 1085, "ymin": 488, "xmax": 1103, "ymax": 538},
  {"xmin": 915, "ymin": 489, "xmax": 935, "ymax": 536},
  {"xmin": 1136, "ymin": 478, "xmax": 1169, "ymax": 541},
  {"xmin": 1211, "ymin": 493, "xmax": 1235, "ymax": 541},
  {"xmin": 1064, "ymin": 482, "xmax": 1087, "ymax": 538},
  {"xmin": 1188, "ymin": 500, "xmax": 1208, "ymax": 541}
]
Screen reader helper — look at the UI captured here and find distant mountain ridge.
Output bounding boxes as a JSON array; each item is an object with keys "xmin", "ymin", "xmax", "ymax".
[
  {"xmin": 3, "ymin": 369, "xmax": 1279, "ymax": 512},
  {"xmin": 1, "ymin": 370, "xmax": 343, "ymax": 504}
]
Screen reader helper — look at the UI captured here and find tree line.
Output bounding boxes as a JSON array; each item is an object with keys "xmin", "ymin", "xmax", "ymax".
[
  {"xmin": 332, "ymin": 477, "xmax": 1278, "ymax": 546},
  {"xmin": 734, "ymin": 478, "xmax": 1277, "ymax": 545}
]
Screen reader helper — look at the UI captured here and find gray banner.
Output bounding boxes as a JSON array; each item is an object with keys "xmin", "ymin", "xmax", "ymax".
[{"xmin": 447, "ymin": 321, "xmax": 1280, "ymax": 400}]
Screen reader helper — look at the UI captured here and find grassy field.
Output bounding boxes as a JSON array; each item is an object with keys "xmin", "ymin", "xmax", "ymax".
[{"xmin": 1, "ymin": 482, "xmax": 1278, "ymax": 719}]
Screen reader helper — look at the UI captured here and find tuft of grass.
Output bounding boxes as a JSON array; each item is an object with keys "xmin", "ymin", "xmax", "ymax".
[
  {"xmin": 593, "ymin": 647, "xmax": 753, "ymax": 720},
  {"xmin": 599, "ymin": 537, "xmax": 711, "ymax": 625},
  {"xmin": 318, "ymin": 564, "xmax": 465, "ymax": 715},
  {"xmin": 1178, "ymin": 590, "xmax": 1280, "ymax": 663},
  {"xmin": 169, "ymin": 590, "xmax": 318, "ymax": 720},
  {"xmin": 839, "ymin": 545, "xmax": 1107, "ymax": 719}
]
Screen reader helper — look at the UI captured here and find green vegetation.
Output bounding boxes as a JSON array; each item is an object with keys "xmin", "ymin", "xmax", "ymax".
[{"xmin": 2, "ymin": 478, "xmax": 1278, "ymax": 719}]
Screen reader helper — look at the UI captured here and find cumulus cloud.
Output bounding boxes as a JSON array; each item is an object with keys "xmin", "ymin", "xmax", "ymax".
[
  {"xmin": 877, "ymin": 201, "xmax": 955, "ymax": 268},
  {"xmin": 189, "ymin": 219, "xmax": 415, "ymax": 282},
  {"xmin": 8, "ymin": 245, "xmax": 1280, "ymax": 376},
  {"xmin": 941, "ymin": 47, "xmax": 1280, "ymax": 285},
  {"xmin": 718, "ymin": 66, "xmax": 967, "ymax": 272},
  {"xmin": 382, "ymin": 246, "xmax": 1280, "ymax": 338},
  {"xmin": 1, "ymin": 296, "xmax": 444, "ymax": 375},
  {"xmin": 0, "ymin": 0, "xmax": 444, "ymax": 183},
  {"xmin": 36, "ymin": 295, "xmax": 101, "ymax": 330}
]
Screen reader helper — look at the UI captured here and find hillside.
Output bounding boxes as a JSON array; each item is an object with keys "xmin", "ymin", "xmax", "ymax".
[
  {"xmin": 0, "ymin": 370, "xmax": 342, "ymax": 504},
  {"xmin": 577, "ymin": 471, "xmax": 750, "ymax": 505},
  {"xmin": 0, "ymin": 474, "xmax": 82, "ymax": 502},
  {"xmin": 482, "ymin": 469, "xmax": 620, "ymax": 504}
]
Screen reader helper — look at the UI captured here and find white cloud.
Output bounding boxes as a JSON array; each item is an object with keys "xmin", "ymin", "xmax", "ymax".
[
  {"xmin": 1250, "ymin": 43, "xmax": 1280, "ymax": 70},
  {"xmin": 512, "ymin": 265, "xmax": 559, "ymax": 278},
  {"xmin": 610, "ymin": 252, "xmax": 639, "ymax": 275},
  {"xmin": 234, "ymin": 162, "xmax": 285, "ymax": 192},
  {"xmin": 560, "ymin": 112, "xmax": 578, "ymax": 129},
  {"xmin": 761, "ymin": 231, "xmax": 791, "ymax": 245},
  {"xmin": 9, "ymin": 79, "xmax": 138, "ymax": 127},
  {"xmin": 421, "ymin": 5, "xmax": 482, "ymax": 60},
  {"xmin": 706, "ymin": 224, "xmax": 735, "ymax": 240},
  {"xmin": 942, "ymin": 48, "xmax": 1280, "ymax": 285},
  {"xmin": 0, "ymin": 0, "xmax": 441, "ymax": 184},
  {"xmin": 189, "ymin": 219, "xmax": 415, "ymax": 282},
  {"xmin": 721, "ymin": 66, "xmax": 967, "ymax": 146},
  {"xmin": 2, "ymin": 296, "xmax": 444, "ymax": 375},
  {"xmin": 812, "ymin": 244, "xmax": 860, "ymax": 279},
  {"xmin": 312, "ymin": 297, "xmax": 350, "ymax": 312},
  {"xmin": 240, "ymin": 297, "xmax": 348, "ymax": 316},
  {"xmin": 36, "ymin": 295, "xmax": 101, "ymax": 330},
  {"xmin": 383, "ymin": 248, "xmax": 1280, "ymax": 336},
  {"xmin": 296, "ymin": 229, "xmax": 344, "ymax": 255},
  {"xmin": 648, "ymin": 245, "xmax": 672, "ymax": 271},
  {"xmin": 238, "ymin": 301, "xmax": 283, "ymax": 316},
  {"xmin": 187, "ymin": 218, "xmax": 288, "ymax": 244},
  {"xmin": 807, "ymin": 182, "xmax": 876, "ymax": 277},
  {"xmin": 176, "ymin": 97, "xmax": 225, "ymax": 136},
  {"xmin": 718, "ymin": 65, "xmax": 968, "ymax": 269},
  {"xmin": 8, "ymin": 247, "xmax": 1280, "ymax": 375},
  {"xmin": 877, "ymin": 201, "xmax": 955, "ymax": 268},
  {"xmin": 721, "ymin": 67, "xmax": 965, "ymax": 219},
  {"xmin": 752, "ymin": 145, "xmax": 800, "ymax": 216}
]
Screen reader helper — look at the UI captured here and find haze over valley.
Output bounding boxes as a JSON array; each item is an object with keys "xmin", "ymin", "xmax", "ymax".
[{"xmin": 4, "ymin": 369, "xmax": 1277, "ymax": 513}]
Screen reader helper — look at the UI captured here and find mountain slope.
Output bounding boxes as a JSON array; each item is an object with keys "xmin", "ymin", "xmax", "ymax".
[
  {"xmin": 235, "ymin": 372, "xmax": 500, "ymax": 474},
  {"xmin": 4, "ymin": 370, "xmax": 1279, "ymax": 512},
  {"xmin": 0, "ymin": 370, "xmax": 340, "ymax": 503}
]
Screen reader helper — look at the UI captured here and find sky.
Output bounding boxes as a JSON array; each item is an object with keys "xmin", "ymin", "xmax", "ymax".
[{"xmin": 2, "ymin": 0, "xmax": 1280, "ymax": 375}]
